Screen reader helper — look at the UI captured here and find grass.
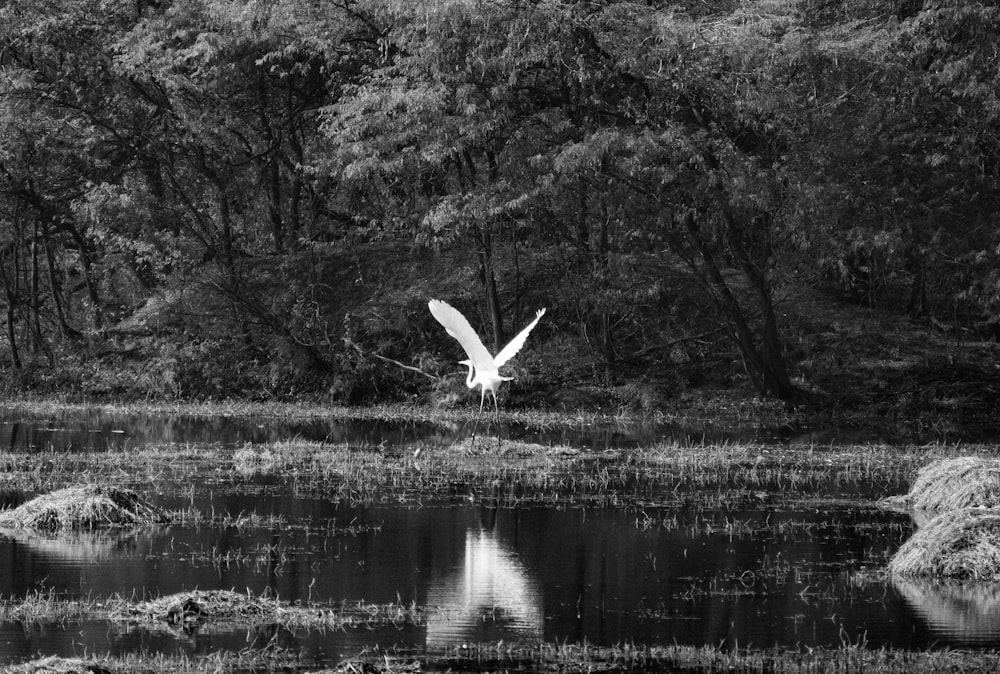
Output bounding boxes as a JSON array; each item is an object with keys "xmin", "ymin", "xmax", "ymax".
[
  {"xmin": 888, "ymin": 507, "xmax": 1000, "ymax": 579},
  {"xmin": 0, "ymin": 442, "xmax": 210, "ymax": 493},
  {"xmin": 883, "ymin": 456, "xmax": 1000, "ymax": 512},
  {"xmin": 3, "ymin": 650, "xmax": 305, "ymax": 674},
  {"xmin": 229, "ymin": 437, "xmax": 966, "ymax": 509},
  {"xmin": 0, "ymin": 397, "xmax": 677, "ymax": 428},
  {"xmin": 0, "ymin": 437, "xmax": 988, "ymax": 512},
  {"xmin": 0, "ymin": 589, "xmax": 108, "ymax": 624},
  {"xmin": 6, "ymin": 642, "xmax": 1000, "ymax": 674},
  {"xmin": 0, "ymin": 484, "xmax": 169, "ymax": 530},
  {"xmin": 1, "ymin": 590, "xmax": 427, "ymax": 632}
]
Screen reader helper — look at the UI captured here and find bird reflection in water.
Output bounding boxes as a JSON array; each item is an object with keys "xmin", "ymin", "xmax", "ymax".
[{"xmin": 425, "ymin": 511, "xmax": 543, "ymax": 649}]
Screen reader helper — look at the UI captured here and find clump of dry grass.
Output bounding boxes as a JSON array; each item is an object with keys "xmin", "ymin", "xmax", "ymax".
[
  {"xmin": 883, "ymin": 457, "xmax": 1000, "ymax": 512},
  {"xmin": 888, "ymin": 507, "xmax": 1000, "ymax": 579},
  {"xmin": 112, "ymin": 590, "xmax": 425, "ymax": 632},
  {"xmin": 232, "ymin": 444, "xmax": 276, "ymax": 476},
  {"xmin": 3, "ymin": 656, "xmax": 110, "ymax": 674},
  {"xmin": 115, "ymin": 589, "xmax": 279, "ymax": 629},
  {"xmin": 0, "ymin": 485, "xmax": 169, "ymax": 530}
]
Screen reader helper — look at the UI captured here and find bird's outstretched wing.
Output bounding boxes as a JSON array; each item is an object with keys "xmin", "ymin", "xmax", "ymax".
[
  {"xmin": 494, "ymin": 308, "xmax": 546, "ymax": 368},
  {"xmin": 428, "ymin": 299, "xmax": 494, "ymax": 368}
]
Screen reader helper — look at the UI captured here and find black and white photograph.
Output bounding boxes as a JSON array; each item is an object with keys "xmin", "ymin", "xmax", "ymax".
[{"xmin": 1, "ymin": 0, "xmax": 999, "ymax": 671}]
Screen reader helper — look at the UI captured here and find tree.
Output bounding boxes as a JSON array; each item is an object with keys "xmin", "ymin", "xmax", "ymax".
[{"xmin": 0, "ymin": 0, "xmax": 146, "ymax": 346}]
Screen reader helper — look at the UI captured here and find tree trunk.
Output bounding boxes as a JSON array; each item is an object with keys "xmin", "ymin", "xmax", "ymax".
[
  {"xmin": 43, "ymin": 230, "xmax": 81, "ymax": 339},
  {"xmin": 596, "ymin": 212, "xmax": 615, "ymax": 376},
  {"xmin": 6, "ymin": 302, "xmax": 20, "ymax": 369},
  {"xmin": 720, "ymin": 207, "xmax": 797, "ymax": 400},
  {"xmin": 460, "ymin": 150, "xmax": 505, "ymax": 351},
  {"xmin": 29, "ymin": 221, "xmax": 41, "ymax": 352},
  {"xmin": 76, "ymin": 241, "xmax": 103, "ymax": 330},
  {"xmin": 906, "ymin": 247, "xmax": 927, "ymax": 319},
  {"xmin": 0, "ymin": 245, "xmax": 22, "ymax": 369},
  {"xmin": 258, "ymin": 71, "xmax": 284, "ymax": 254},
  {"xmin": 286, "ymin": 97, "xmax": 304, "ymax": 239},
  {"xmin": 478, "ymin": 228, "xmax": 504, "ymax": 351},
  {"xmin": 682, "ymin": 211, "xmax": 799, "ymax": 401},
  {"xmin": 216, "ymin": 186, "xmax": 235, "ymax": 274}
]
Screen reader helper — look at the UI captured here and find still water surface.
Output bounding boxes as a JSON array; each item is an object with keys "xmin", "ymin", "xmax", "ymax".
[
  {"xmin": 0, "ymin": 410, "xmax": 995, "ymax": 666},
  {"xmin": 0, "ymin": 407, "xmax": 902, "ymax": 453}
]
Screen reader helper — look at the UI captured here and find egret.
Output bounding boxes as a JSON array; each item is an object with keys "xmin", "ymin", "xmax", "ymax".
[{"xmin": 428, "ymin": 299, "xmax": 546, "ymax": 414}]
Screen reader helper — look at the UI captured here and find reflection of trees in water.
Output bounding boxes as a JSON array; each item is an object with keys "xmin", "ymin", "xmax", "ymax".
[
  {"xmin": 425, "ymin": 512, "xmax": 542, "ymax": 649},
  {"xmin": 0, "ymin": 409, "xmax": 688, "ymax": 454},
  {"xmin": 0, "ymin": 411, "xmax": 453, "ymax": 451},
  {"xmin": 893, "ymin": 577, "xmax": 1000, "ymax": 645}
]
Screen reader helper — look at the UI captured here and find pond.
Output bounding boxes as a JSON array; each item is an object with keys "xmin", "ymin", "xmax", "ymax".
[{"xmin": 0, "ymin": 408, "xmax": 995, "ymax": 668}]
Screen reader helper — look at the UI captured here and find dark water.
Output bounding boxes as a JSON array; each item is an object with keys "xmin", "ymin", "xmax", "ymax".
[
  {"xmin": 0, "ymin": 407, "xmax": 902, "ymax": 454},
  {"xmin": 0, "ymin": 410, "xmax": 996, "ymax": 666}
]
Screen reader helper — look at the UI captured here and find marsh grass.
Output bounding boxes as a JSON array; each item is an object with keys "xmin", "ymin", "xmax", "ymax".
[
  {"xmin": 0, "ymin": 398, "xmax": 657, "ymax": 428},
  {"xmin": 888, "ymin": 507, "xmax": 1000, "ymax": 579},
  {"xmin": 0, "ymin": 436, "xmax": 986, "ymax": 513},
  {"xmin": 883, "ymin": 456, "xmax": 1000, "ymax": 512},
  {"xmin": 2, "ymin": 589, "xmax": 428, "ymax": 634},
  {"xmin": 7, "ymin": 642, "xmax": 1000, "ymax": 674},
  {"xmin": 247, "ymin": 438, "xmax": 945, "ymax": 508},
  {"xmin": 122, "ymin": 593, "xmax": 428, "ymax": 632},
  {"xmin": 3, "ymin": 655, "xmax": 105, "ymax": 674},
  {"xmin": 0, "ymin": 443, "xmax": 216, "ymax": 493},
  {"xmin": 0, "ymin": 589, "xmax": 111, "ymax": 624},
  {"xmin": 224, "ymin": 438, "xmax": 1000, "ymax": 511},
  {"xmin": 4, "ymin": 649, "xmax": 305, "ymax": 674},
  {"xmin": 114, "ymin": 589, "xmax": 280, "ymax": 629},
  {"xmin": 0, "ymin": 485, "xmax": 169, "ymax": 530},
  {"xmin": 430, "ymin": 641, "xmax": 1000, "ymax": 674}
]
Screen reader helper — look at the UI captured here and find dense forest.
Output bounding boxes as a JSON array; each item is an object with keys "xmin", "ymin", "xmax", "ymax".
[{"xmin": 0, "ymin": 0, "xmax": 998, "ymax": 414}]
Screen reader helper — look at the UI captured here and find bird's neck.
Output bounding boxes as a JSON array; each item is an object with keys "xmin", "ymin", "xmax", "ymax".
[{"xmin": 464, "ymin": 362, "xmax": 475, "ymax": 389}]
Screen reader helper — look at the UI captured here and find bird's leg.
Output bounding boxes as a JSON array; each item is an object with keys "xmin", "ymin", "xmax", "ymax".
[
  {"xmin": 491, "ymin": 389, "xmax": 502, "ymax": 451},
  {"xmin": 470, "ymin": 388, "xmax": 487, "ymax": 443},
  {"xmin": 469, "ymin": 413, "xmax": 481, "ymax": 445}
]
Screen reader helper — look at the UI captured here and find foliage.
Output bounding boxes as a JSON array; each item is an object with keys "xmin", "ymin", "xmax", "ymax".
[{"xmin": 0, "ymin": 0, "xmax": 998, "ymax": 407}]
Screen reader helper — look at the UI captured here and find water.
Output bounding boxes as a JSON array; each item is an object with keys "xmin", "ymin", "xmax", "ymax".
[
  {"xmin": 0, "ymin": 409, "xmax": 996, "ymax": 667},
  {"xmin": 0, "ymin": 407, "xmax": 902, "ymax": 454}
]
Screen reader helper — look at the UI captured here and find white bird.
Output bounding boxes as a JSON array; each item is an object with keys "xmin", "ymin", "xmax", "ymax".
[{"xmin": 428, "ymin": 299, "xmax": 546, "ymax": 413}]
